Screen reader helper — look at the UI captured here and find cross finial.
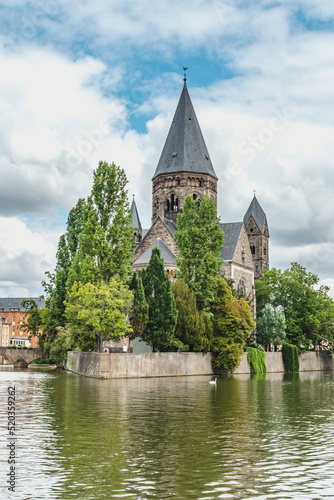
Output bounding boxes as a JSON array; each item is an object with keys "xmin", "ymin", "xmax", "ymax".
[
  {"xmin": 253, "ymin": 189, "xmax": 256, "ymax": 197},
  {"xmin": 183, "ymin": 66, "xmax": 188, "ymax": 87}
]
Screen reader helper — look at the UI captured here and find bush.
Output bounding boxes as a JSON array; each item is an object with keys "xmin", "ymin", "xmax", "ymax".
[
  {"xmin": 30, "ymin": 358, "xmax": 52, "ymax": 365},
  {"xmin": 246, "ymin": 347, "xmax": 266, "ymax": 374},
  {"xmin": 282, "ymin": 343, "xmax": 299, "ymax": 372},
  {"xmin": 212, "ymin": 340, "xmax": 244, "ymax": 374}
]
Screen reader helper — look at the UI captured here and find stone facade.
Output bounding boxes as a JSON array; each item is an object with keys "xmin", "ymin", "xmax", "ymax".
[
  {"xmin": 134, "ymin": 217, "xmax": 178, "ymax": 259},
  {"xmin": 244, "ymin": 215, "xmax": 269, "ymax": 280},
  {"xmin": 152, "ymin": 172, "xmax": 217, "ymax": 224}
]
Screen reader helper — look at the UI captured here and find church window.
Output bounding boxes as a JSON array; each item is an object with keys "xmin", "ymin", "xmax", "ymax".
[
  {"xmin": 264, "ymin": 247, "xmax": 267, "ymax": 256},
  {"xmin": 166, "ymin": 199, "xmax": 170, "ymax": 212},
  {"xmin": 250, "ymin": 245, "xmax": 256, "ymax": 255},
  {"xmin": 250, "ymin": 228, "xmax": 254, "ymax": 233},
  {"xmin": 193, "ymin": 194, "xmax": 197, "ymax": 200}
]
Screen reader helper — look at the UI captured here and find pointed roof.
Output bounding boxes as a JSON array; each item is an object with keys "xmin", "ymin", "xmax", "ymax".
[
  {"xmin": 130, "ymin": 196, "xmax": 142, "ymax": 229},
  {"xmin": 152, "ymin": 85, "xmax": 218, "ymax": 180},
  {"xmin": 220, "ymin": 222, "xmax": 243, "ymax": 261},
  {"xmin": 133, "ymin": 238, "xmax": 177, "ymax": 266},
  {"xmin": 243, "ymin": 195, "xmax": 266, "ymax": 231}
]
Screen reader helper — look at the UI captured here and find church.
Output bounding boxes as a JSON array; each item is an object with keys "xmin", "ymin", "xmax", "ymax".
[{"xmin": 130, "ymin": 79, "xmax": 270, "ymax": 301}]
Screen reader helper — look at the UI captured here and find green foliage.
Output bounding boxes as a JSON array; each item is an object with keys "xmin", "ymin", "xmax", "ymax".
[
  {"xmin": 256, "ymin": 304, "xmax": 286, "ymax": 350},
  {"xmin": 67, "ymin": 161, "xmax": 135, "ymax": 288},
  {"xmin": 211, "ymin": 277, "xmax": 255, "ymax": 373},
  {"xmin": 30, "ymin": 358, "xmax": 52, "ymax": 365},
  {"xmin": 282, "ymin": 343, "xmax": 300, "ymax": 372},
  {"xmin": 255, "ymin": 263, "xmax": 334, "ymax": 349},
  {"xmin": 141, "ymin": 247, "xmax": 178, "ymax": 352},
  {"xmin": 128, "ymin": 272, "xmax": 149, "ymax": 343},
  {"xmin": 171, "ymin": 280, "xmax": 212, "ymax": 352},
  {"xmin": 212, "ymin": 340, "xmax": 244, "ymax": 374},
  {"xmin": 65, "ymin": 280, "xmax": 133, "ymax": 352},
  {"xmin": 175, "ymin": 195, "xmax": 224, "ymax": 313},
  {"xmin": 246, "ymin": 347, "xmax": 267, "ymax": 374},
  {"xmin": 21, "ymin": 298, "xmax": 46, "ymax": 349},
  {"xmin": 49, "ymin": 327, "xmax": 73, "ymax": 366}
]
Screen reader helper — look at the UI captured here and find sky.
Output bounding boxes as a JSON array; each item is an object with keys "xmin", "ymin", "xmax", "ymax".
[{"xmin": 0, "ymin": 0, "xmax": 334, "ymax": 298}]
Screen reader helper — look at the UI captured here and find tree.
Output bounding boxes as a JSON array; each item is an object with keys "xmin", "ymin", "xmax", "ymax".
[
  {"xmin": 49, "ymin": 327, "xmax": 72, "ymax": 366},
  {"xmin": 21, "ymin": 299, "xmax": 46, "ymax": 350},
  {"xmin": 128, "ymin": 272, "xmax": 149, "ymax": 349},
  {"xmin": 211, "ymin": 277, "xmax": 255, "ymax": 373},
  {"xmin": 171, "ymin": 280, "xmax": 212, "ymax": 351},
  {"xmin": 256, "ymin": 304, "xmax": 286, "ymax": 351},
  {"xmin": 255, "ymin": 263, "xmax": 334, "ymax": 349},
  {"xmin": 141, "ymin": 248, "xmax": 178, "ymax": 352},
  {"xmin": 174, "ymin": 195, "xmax": 224, "ymax": 313},
  {"xmin": 65, "ymin": 280, "xmax": 133, "ymax": 352},
  {"xmin": 43, "ymin": 198, "xmax": 87, "ymax": 341},
  {"xmin": 67, "ymin": 161, "xmax": 135, "ymax": 288}
]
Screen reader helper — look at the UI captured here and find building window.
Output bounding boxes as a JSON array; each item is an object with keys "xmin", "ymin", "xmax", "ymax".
[
  {"xmin": 264, "ymin": 247, "xmax": 267, "ymax": 256},
  {"xmin": 12, "ymin": 315, "xmax": 15, "ymax": 322},
  {"xmin": 250, "ymin": 245, "xmax": 256, "ymax": 255}
]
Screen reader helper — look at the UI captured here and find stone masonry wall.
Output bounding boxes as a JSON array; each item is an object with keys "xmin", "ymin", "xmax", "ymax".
[{"xmin": 66, "ymin": 351, "xmax": 334, "ymax": 379}]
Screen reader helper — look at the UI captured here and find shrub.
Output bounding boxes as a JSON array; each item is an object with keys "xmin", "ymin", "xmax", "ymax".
[
  {"xmin": 246, "ymin": 347, "xmax": 266, "ymax": 374},
  {"xmin": 282, "ymin": 343, "xmax": 299, "ymax": 372},
  {"xmin": 212, "ymin": 340, "xmax": 244, "ymax": 374}
]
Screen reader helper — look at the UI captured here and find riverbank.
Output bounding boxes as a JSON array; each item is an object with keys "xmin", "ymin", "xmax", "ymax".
[{"xmin": 65, "ymin": 350, "xmax": 334, "ymax": 379}]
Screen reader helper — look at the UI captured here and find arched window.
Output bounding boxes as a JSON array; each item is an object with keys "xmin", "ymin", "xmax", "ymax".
[{"xmin": 250, "ymin": 245, "xmax": 256, "ymax": 255}]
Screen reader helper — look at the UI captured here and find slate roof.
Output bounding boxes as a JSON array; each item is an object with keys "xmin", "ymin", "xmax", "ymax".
[
  {"xmin": 163, "ymin": 218, "xmax": 177, "ymax": 235},
  {"xmin": 0, "ymin": 297, "xmax": 46, "ymax": 312},
  {"xmin": 243, "ymin": 195, "xmax": 266, "ymax": 231},
  {"xmin": 219, "ymin": 222, "xmax": 243, "ymax": 261},
  {"xmin": 130, "ymin": 197, "xmax": 142, "ymax": 229},
  {"xmin": 152, "ymin": 85, "xmax": 218, "ymax": 180},
  {"xmin": 133, "ymin": 238, "xmax": 177, "ymax": 266}
]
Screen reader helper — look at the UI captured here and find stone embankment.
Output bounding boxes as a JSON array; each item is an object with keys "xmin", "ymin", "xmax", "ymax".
[{"xmin": 66, "ymin": 350, "xmax": 334, "ymax": 379}]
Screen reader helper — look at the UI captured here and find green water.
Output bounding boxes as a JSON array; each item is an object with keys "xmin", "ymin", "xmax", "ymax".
[{"xmin": 1, "ymin": 368, "xmax": 334, "ymax": 499}]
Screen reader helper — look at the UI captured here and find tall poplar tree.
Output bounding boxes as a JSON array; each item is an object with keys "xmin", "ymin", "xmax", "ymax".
[
  {"xmin": 174, "ymin": 195, "xmax": 224, "ymax": 313},
  {"xmin": 67, "ymin": 161, "xmax": 135, "ymax": 288},
  {"xmin": 141, "ymin": 248, "xmax": 178, "ymax": 352}
]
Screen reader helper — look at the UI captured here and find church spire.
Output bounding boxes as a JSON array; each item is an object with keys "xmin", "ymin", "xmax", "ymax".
[
  {"xmin": 152, "ymin": 84, "xmax": 218, "ymax": 180},
  {"xmin": 243, "ymin": 194, "xmax": 267, "ymax": 232}
]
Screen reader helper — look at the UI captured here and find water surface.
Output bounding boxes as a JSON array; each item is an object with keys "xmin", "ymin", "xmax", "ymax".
[{"xmin": 1, "ymin": 368, "xmax": 334, "ymax": 499}]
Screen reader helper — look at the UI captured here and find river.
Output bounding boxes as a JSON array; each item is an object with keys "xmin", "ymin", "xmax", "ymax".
[{"xmin": 1, "ymin": 367, "xmax": 334, "ymax": 499}]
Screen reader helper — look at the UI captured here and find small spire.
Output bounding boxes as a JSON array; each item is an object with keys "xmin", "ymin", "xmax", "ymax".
[
  {"xmin": 183, "ymin": 66, "xmax": 188, "ymax": 87},
  {"xmin": 253, "ymin": 189, "xmax": 256, "ymax": 197}
]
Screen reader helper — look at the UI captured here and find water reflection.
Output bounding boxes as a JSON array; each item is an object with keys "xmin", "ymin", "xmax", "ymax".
[{"xmin": 1, "ymin": 368, "xmax": 334, "ymax": 499}]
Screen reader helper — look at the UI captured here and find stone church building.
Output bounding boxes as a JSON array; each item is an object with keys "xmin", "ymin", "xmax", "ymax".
[{"xmin": 130, "ymin": 81, "xmax": 269, "ymax": 299}]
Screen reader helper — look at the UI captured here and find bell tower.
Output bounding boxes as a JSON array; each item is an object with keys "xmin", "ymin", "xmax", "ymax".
[{"xmin": 244, "ymin": 194, "xmax": 269, "ymax": 280}]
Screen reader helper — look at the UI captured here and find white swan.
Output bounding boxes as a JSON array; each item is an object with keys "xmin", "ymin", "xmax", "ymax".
[{"xmin": 209, "ymin": 378, "xmax": 217, "ymax": 385}]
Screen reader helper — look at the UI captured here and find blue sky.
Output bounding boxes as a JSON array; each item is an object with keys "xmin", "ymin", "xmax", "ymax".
[{"xmin": 0, "ymin": 0, "xmax": 334, "ymax": 297}]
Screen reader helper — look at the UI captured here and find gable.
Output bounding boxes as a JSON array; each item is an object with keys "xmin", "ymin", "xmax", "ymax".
[{"xmin": 134, "ymin": 217, "xmax": 178, "ymax": 260}]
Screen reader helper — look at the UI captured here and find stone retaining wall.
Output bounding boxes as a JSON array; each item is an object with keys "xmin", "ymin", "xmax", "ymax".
[{"xmin": 66, "ymin": 351, "xmax": 334, "ymax": 379}]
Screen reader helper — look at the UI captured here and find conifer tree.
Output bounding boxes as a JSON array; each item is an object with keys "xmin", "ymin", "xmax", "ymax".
[
  {"xmin": 171, "ymin": 280, "xmax": 212, "ymax": 351},
  {"xmin": 128, "ymin": 272, "xmax": 149, "ymax": 348},
  {"xmin": 141, "ymin": 248, "xmax": 178, "ymax": 352}
]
